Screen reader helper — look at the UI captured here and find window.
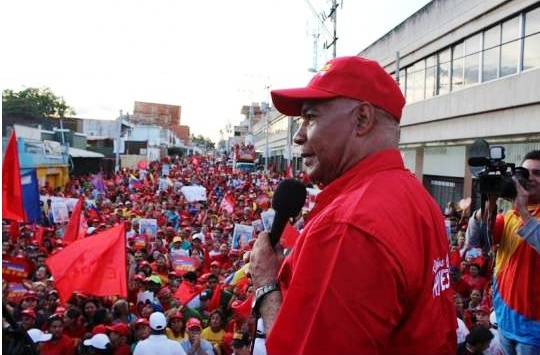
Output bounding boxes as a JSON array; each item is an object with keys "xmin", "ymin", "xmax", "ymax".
[
  {"xmin": 405, "ymin": 61, "xmax": 426, "ymax": 103},
  {"xmin": 524, "ymin": 7, "xmax": 540, "ymax": 70},
  {"xmin": 438, "ymin": 48, "xmax": 451, "ymax": 95},
  {"xmin": 483, "ymin": 25, "xmax": 500, "ymax": 81},
  {"xmin": 425, "ymin": 55, "xmax": 437, "ymax": 98},
  {"xmin": 451, "ymin": 42, "xmax": 464, "ymax": 90},
  {"xmin": 464, "ymin": 34, "xmax": 481, "ymax": 86},
  {"xmin": 414, "ymin": 60, "xmax": 426, "ymax": 102},
  {"xmin": 500, "ymin": 16, "xmax": 520, "ymax": 77}
]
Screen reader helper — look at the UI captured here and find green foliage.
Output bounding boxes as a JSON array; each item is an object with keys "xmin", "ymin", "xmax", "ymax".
[
  {"xmin": 2, "ymin": 87, "xmax": 75, "ymax": 119},
  {"xmin": 191, "ymin": 134, "xmax": 215, "ymax": 150}
]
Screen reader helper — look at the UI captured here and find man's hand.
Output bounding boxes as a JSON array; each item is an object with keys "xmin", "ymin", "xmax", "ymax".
[
  {"xmin": 249, "ymin": 232, "xmax": 284, "ymax": 289},
  {"xmin": 514, "ymin": 177, "xmax": 531, "ymax": 224},
  {"xmin": 192, "ymin": 333, "xmax": 201, "ymax": 350}
]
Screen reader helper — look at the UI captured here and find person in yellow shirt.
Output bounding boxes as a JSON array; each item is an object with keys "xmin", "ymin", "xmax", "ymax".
[
  {"xmin": 165, "ymin": 312, "xmax": 187, "ymax": 341},
  {"xmin": 201, "ymin": 310, "xmax": 225, "ymax": 355}
]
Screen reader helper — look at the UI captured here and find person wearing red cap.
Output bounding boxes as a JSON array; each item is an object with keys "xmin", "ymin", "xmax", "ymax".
[
  {"xmin": 180, "ymin": 318, "xmax": 215, "ymax": 355},
  {"xmin": 20, "ymin": 309, "xmax": 37, "ymax": 331},
  {"xmin": 166, "ymin": 312, "xmax": 187, "ymax": 341},
  {"xmin": 250, "ymin": 56, "xmax": 456, "ymax": 354},
  {"xmin": 131, "ymin": 318, "xmax": 151, "ymax": 353},
  {"xmin": 107, "ymin": 323, "xmax": 131, "ymax": 355}
]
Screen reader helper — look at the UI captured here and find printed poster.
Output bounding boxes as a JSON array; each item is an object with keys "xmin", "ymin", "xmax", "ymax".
[
  {"xmin": 51, "ymin": 200, "xmax": 69, "ymax": 223},
  {"xmin": 180, "ymin": 185, "xmax": 207, "ymax": 202},
  {"xmin": 139, "ymin": 219, "xmax": 158, "ymax": 238},
  {"xmin": 171, "ymin": 255, "xmax": 199, "ymax": 274},
  {"xmin": 261, "ymin": 209, "xmax": 275, "ymax": 232},
  {"xmin": 232, "ymin": 224, "xmax": 254, "ymax": 249}
]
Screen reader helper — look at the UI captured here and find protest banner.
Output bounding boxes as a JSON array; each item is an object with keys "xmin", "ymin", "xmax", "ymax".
[
  {"xmin": 232, "ymin": 224, "xmax": 254, "ymax": 249},
  {"xmin": 158, "ymin": 178, "xmax": 170, "ymax": 191},
  {"xmin": 181, "ymin": 185, "xmax": 207, "ymax": 202},
  {"xmin": 133, "ymin": 235, "xmax": 147, "ymax": 250},
  {"xmin": 162, "ymin": 164, "xmax": 170, "ymax": 176},
  {"xmin": 252, "ymin": 219, "xmax": 264, "ymax": 233},
  {"xmin": 40, "ymin": 195, "xmax": 79, "ymax": 211},
  {"xmin": 171, "ymin": 255, "xmax": 199, "ymax": 275},
  {"xmin": 2, "ymin": 256, "xmax": 32, "ymax": 283},
  {"xmin": 261, "ymin": 209, "xmax": 275, "ymax": 232},
  {"xmin": 51, "ymin": 200, "xmax": 69, "ymax": 223},
  {"xmin": 6, "ymin": 282, "xmax": 27, "ymax": 303},
  {"xmin": 139, "ymin": 219, "xmax": 157, "ymax": 238}
]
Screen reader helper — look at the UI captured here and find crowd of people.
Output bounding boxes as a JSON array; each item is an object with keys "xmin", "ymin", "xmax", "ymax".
[
  {"xmin": 3, "ymin": 155, "xmax": 294, "ymax": 355},
  {"xmin": 2, "ymin": 149, "xmax": 537, "ymax": 354}
]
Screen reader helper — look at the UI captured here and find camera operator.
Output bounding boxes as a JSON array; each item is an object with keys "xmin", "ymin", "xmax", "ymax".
[
  {"xmin": 489, "ymin": 150, "xmax": 540, "ymax": 354},
  {"xmin": 512, "ymin": 174, "xmax": 540, "ymax": 254}
]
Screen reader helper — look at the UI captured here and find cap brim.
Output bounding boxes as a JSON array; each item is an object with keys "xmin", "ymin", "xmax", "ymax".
[
  {"xmin": 271, "ymin": 87, "xmax": 338, "ymax": 116},
  {"xmin": 41, "ymin": 334, "xmax": 53, "ymax": 342},
  {"xmin": 83, "ymin": 339, "xmax": 92, "ymax": 346}
]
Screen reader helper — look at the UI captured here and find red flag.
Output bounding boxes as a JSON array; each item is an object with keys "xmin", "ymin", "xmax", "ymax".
[
  {"xmin": 280, "ymin": 223, "xmax": 300, "ymax": 249},
  {"xmin": 79, "ymin": 213, "xmax": 88, "ymax": 240},
  {"xmin": 2, "ymin": 132, "xmax": 26, "ymax": 222},
  {"xmin": 220, "ymin": 193, "xmax": 235, "ymax": 214},
  {"xmin": 46, "ymin": 224, "xmax": 127, "ymax": 303},
  {"xmin": 207, "ymin": 284, "xmax": 222, "ymax": 312},
  {"xmin": 9, "ymin": 221, "xmax": 20, "ymax": 243},
  {"xmin": 63, "ymin": 198, "xmax": 85, "ymax": 244},
  {"xmin": 285, "ymin": 162, "xmax": 293, "ymax": 178},
  {"xmin": 174, "ymin": 281, "xmax": 201, "ymax": 305},
  {"xmin": 231, "ymin": 294, "xmax": 253, "ymax": 319}
]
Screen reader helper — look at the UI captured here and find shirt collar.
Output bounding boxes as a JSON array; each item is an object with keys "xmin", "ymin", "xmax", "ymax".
[{"xmin": 308, "ymin": 149, "xmax": 405, "ymax": 220}]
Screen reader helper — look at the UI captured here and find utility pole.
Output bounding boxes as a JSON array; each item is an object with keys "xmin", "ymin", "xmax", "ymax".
[
  {"xmin": 326, "ymin": 0, "xmax": 339, "ymax": 58},
  {"xmin": 115, "ymin": 110, "xmax": 122, "ymax": 173}
]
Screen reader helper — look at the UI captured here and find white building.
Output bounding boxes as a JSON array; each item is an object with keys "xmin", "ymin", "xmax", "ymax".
[
  {"xmin": 128, "ymin": 125, "xmax": 183, "ymax": 148},
  {"xmin": 359, "ymin": 0, "xmax": 540, "ymax": 208}
]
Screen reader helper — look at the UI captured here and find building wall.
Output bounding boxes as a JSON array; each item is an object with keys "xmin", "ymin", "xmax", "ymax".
[
  {"xmin": 132, "ymin": 101, "xmax": 181, "ymax": 130},
  {"xmin": 358, "ymin": 0, "xmax": 540, "ymax": 209}
]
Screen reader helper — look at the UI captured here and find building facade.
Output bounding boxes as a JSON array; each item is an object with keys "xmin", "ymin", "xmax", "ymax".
[{"xmin": 359, "ymin": 0, "xmax": 540, "ymax": 209}]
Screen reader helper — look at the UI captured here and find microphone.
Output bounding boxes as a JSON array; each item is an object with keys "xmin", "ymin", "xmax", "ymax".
[{"xmin": 269, "ymin": 179, "xmax": 307, "ymax": 248}]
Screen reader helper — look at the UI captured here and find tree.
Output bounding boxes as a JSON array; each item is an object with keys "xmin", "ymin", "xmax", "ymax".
[
  {"xmin": 2, "ymin": 87, "xmax": 75, "ymax": 119},
  {"xmin": 191, "ymin": 134, "xmax": 215, "ymax": 150}
]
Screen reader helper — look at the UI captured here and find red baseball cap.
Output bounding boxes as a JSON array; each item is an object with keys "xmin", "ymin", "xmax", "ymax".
[
  {"xmin": 186, "ymin": 318, "xmax": 202, "ymax": 330},
  {"xmin": 92, "ymin": 324, "xmax": 108, "ymax": 335},
  {"xmin": 135, "ymin": 318, "xmax": 150, "ymax": 327},
  {"xmin": 271, "ymin": 56, "xmax": 405, "ymax": 120},
  {"xmin": 169, "ymin": 312, "xmax": 184, "ymax": 321},
  {"xmin": 107, "ymin": 323, "xmax": 130, "ymax": 336},
  {"xmin": 21, "ymin": 309, "xmax": 37, "ymax": 319}
]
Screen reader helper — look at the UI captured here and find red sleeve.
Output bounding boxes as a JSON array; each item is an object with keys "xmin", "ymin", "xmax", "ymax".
[{"xmin": 267, "ymin": 222, "xmax": 405, "ymax": 355}]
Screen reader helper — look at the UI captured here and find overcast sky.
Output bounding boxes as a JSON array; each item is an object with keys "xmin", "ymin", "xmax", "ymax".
[{"xmin": 1, "ymin": 0, "xmax": 430, "ymax": 143}]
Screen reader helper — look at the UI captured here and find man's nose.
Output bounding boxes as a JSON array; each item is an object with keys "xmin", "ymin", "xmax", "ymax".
[{"xmin": 293, "ymin": 123, "xmax": 306, "ymax": 146}]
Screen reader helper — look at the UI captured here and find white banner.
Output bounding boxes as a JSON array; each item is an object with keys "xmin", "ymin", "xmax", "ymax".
[{"xmin": 180, "ymin": 185, "xmax": 207, "ymax": 202}]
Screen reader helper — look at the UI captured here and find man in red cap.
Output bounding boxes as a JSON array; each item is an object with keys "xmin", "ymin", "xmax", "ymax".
[
  {"xmin": 107, "ymin": 323, "xmax": 131, "ymax": 355},
  {"xmin": 250, "ymin": 56, "xmax": 456, "ymax": 354}
]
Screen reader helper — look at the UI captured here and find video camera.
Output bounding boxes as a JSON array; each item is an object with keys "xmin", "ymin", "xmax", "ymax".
[{"xmin": 467, "ymin": 139, "xmax": 529, "ymax": 199}]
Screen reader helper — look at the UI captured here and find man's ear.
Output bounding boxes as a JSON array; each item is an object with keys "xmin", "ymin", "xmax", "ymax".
[{"xmin": 355, "ymin": 102, "xmax": 376, "ymax": 136}]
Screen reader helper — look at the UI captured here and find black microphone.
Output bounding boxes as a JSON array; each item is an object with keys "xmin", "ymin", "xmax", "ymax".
[{"xmin": 269, "ymin": 179, "xmax": 307, "ymax": 248}]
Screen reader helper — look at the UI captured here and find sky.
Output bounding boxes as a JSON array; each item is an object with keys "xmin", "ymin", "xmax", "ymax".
[{"xmin": 1, "ymin": 0, "xmax": 431, "ymax": 143}]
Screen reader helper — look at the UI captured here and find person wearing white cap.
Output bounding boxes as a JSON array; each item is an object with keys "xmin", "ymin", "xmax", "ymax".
[
  {"xmin": 27, "ymin": 328, "xmax": 53, "ymax": 352},
  {"xmin": 83, "ymin": 333, "xmax": 112, "ymax": 354},
  {"xmin": 133, "ymin": 312, "xmax": 186, "ymax": 355}
]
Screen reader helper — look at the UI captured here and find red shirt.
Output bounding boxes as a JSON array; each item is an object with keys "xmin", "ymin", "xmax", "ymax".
[
  {"xmin": 41, "ymin": 334, "xmax": 75, "ymax": 355},
  {"xmin": 267, "ymin": 149, "xmax": 456, "ymax": 355}
]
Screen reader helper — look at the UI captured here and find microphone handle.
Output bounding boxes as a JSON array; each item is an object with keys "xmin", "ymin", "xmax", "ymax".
[{"xmin": 269, "ymin": 212, "xmax": 288, "ymax": 248}]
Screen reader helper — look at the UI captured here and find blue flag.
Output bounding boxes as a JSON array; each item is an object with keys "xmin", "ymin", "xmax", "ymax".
[{"xmin": 21, "ymin": 169, "xmax": 41, "ymax": 223}]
